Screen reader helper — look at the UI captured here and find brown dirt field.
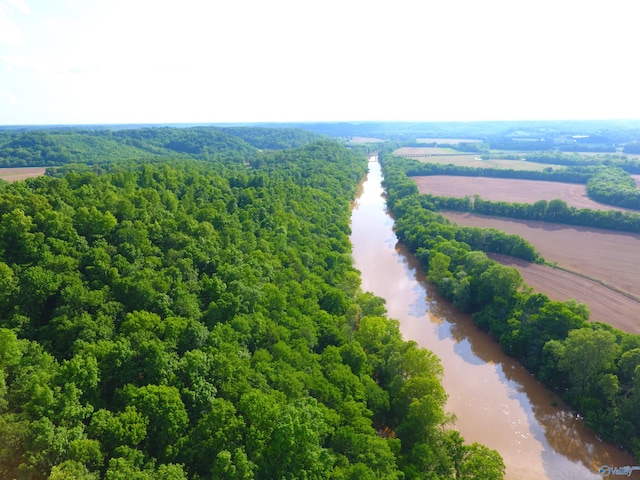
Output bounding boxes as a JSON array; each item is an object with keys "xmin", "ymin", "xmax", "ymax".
[
  {"xmin": 442, "ymin": 212, "xmax": 640, "ymax": 333},
  {"xmin": 488, "ymin": 254, "xmax": 640, "ymax": 334},
  {"xmin": 414, "ymin": 176, "xmax": 638, "ymax": 212},
  {"xmin": 0, "ymin": 167, "xmax": 47, "ymax": 183},
  {"xmin": 395, "ymin": 147, "xmax": 562, "ymax": 171}
]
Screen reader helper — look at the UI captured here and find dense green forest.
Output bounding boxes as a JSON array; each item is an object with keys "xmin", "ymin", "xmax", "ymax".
[
  {"xmin": 0, "ymin": 131, "xmax": 504, "ymax": 479},
  {"xmin": 586, "ymin": 166, "xmax": 640, "ymax": 210},
  {"xmin": 0, "ymin": 127, "xmax": 326, "ymax": 167},
  {"xmin": 378, "ymin": 147, "xmax": 640, "ymax": 462}
]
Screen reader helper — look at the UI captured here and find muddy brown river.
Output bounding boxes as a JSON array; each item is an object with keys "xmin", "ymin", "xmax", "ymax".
[{"xmin": 350, "ymin": 158, "xmax": 638, "ymax": 479}]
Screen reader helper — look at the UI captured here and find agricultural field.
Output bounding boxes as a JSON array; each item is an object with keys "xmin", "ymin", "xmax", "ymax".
[
  {"xmin": 394, "ymin": 147, "xmax": 562, "ymax": 170},
  {"xmin": 395, "ymin": 147, "xmax": 461, "ymax": 156},
  {"xmin": 414, "ymin": 175, "xmax": 634, "ymax": 211},
  {"xmin": 348, "ymin": 136, "xmax": 385, "ymax": 144},
  {"xmin": 0, "ymin": 167, "xmax": 47, "ymax": 183},
  {"xmin": 442, "ymin": 211, "xmax": 640, "ymax": 334}
]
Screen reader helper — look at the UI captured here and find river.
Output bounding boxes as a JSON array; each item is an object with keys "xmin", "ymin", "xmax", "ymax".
[{"xmin": 349, "ymin": 157, "xmax": 637, "ymax": 480}]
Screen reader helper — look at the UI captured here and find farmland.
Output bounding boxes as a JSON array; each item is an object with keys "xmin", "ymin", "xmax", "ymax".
[
  {"xmin": 442, "ymin": 211, "xmax": 640, "ymax": 334},
  {"xmin": 416, "ymin": 138, "xmax": 482, "ymax": 144},
  {"xmin": 0, "ymin": 167, "xmax": 47, "ymax": 183},
  {"xmin": 413, "ymin": 175, "xmax": 633, "ymax": 211},
  {"xmin": 407, "ymin": 151, "xmax": 640, "ymax": 333},
  {"xmin": 394, "ymin": 147, "xmax": 562, "ymax": 170}
]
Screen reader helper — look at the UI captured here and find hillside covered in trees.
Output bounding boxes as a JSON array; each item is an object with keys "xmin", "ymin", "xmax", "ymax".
[
  {"xmin": 0, "ymin": 126, "xmax": 326, "ymax": 167},
  {"xmin": 0, "ymin": 129, "xmax": 504, "ymax": 479}
]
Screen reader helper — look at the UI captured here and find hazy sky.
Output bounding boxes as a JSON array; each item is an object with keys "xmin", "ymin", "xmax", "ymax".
[{"xmin": 0, "ymin": 0, "xmax": 637, "ymax": 125}]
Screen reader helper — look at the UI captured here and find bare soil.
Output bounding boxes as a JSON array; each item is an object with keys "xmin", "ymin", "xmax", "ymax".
[
  {"xmin": 414, "ymin": 175, "xmax": 638, "ymax": 212},
  {"xmin": 395, "ymin": 147, "xmax": 563, "ymax": 171},
  {"xmin": 489, "ymin": 254, "xmax": 640, "ymax": 334},
  {"xmin": 442, "ymin": 212, "xmax": 640, "ymax": 334},
  {"xmin": 0, "ymin": 167, "xmax": 47, "ymax": 183}
]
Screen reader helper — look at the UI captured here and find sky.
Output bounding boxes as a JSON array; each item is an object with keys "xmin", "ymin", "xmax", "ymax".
[{"xmin": 0, "ymin": 0, "xmax": 638, "ymax": 125}]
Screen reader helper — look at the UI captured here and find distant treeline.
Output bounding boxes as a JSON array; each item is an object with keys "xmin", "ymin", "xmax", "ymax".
[
  {"xmin": 486, "ymin": 140, "xmax": 617, "ymax": 153},
  {"xmin": 0, "ymin": 127, "xmax": 325, "ymax": 167},
  {"xmin": 423, "ymin": 195, "xmax": 640, "ymax": 233},
  {"xmin": 587, "ymin": 166, "xmax": 640, "ymax": 210},
  {"xmin": 252, "ymin": 119, "xmax": 640, "ymax": 145},
  {"xmin": 485, "ymin": 150, "xmax": 640, "ymax": 174},
  {"xmin": 379, "ymin": 146, "xmax": 640, "ymax": 463},
  {"xmin": 395, "ymin": 156, "xmax": 591, "ymax": 183}
]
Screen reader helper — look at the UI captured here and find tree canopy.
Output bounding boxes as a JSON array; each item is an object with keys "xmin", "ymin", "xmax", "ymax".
[{"xmin": 0, "ymin": 133, "xmax": 504, "ymax": 479}]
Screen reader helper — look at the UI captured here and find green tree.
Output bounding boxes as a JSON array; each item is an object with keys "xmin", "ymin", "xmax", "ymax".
[
  {"xmin": 119, "ymin": 384, "xmax": 188, "ymax": 461},
  {"xmin": 477, "ymin": 264, "xmax": 522, "ymax": 305},
  {"xmin": 427, "ymin": 251, "xmax": 452, "ymax": 285},
  {"xmin": 557, "ymin": 328, "xmax": 620, "ymax": 397},
  {"xmin": 262, "ymin": 398, "xmax": 334, "ymax": 479},
  {"xmin": 456, "ymin": 443, "xmax": 506, "ymax": 480}
]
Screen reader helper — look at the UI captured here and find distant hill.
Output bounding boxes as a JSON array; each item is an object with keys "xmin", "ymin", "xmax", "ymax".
[{"xmin": 0, "ymin": 126, "xmax": 323, "ymax": 167}]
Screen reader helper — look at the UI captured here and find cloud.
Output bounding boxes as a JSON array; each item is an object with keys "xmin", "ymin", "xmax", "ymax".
[
  {"xmin": 5, "ymin": 0, "xmax": 29, "ymax": 14},
  {"xmin": 0, "ymin": 89, "xmax": 22, "ymax": 107},
  {"xmin": 0, "ymin": 9, "xmax": 24, "ymax": 45}
]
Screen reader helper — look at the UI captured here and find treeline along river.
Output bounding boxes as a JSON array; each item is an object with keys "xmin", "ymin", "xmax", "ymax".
[{"xmin": 349, "ymin": 157, "xmax": 637, "ymax": 479}]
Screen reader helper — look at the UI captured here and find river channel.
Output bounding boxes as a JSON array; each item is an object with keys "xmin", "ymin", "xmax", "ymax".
[{"xmin": 349, "ymin": 157, "xmax": 637, "ymax": 479}]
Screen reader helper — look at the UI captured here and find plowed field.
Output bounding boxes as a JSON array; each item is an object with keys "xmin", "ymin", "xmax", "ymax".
[
  {"xmin": 414, "ymin": 175, "xmax": 633, "ymax": 211},
  {"xmin": 442, "ymin": 212, "xmax": 640, "ymax": 334},
  {"xmin": 0, "ymin": 167, "xmax": 47, "ymax": 183}
]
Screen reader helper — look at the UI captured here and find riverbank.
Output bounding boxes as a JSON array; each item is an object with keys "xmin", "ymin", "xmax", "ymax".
[{"xmin": 350, "ymin": 158, "xmax": 636, "ymax": 479}]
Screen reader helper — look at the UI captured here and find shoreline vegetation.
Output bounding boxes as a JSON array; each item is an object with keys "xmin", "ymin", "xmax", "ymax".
[{"xmin": 378, "ymin": 144, "xmax": 640, "ymax": 463}]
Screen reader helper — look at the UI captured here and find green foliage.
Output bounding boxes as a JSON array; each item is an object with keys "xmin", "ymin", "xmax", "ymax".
[
  {"xmin": 0, "ymin": 134, "xmax": 498, "ymax": 478},
  {"xmin": 587, "ymin": 166, "xmax": 640, "ymax": 209},
  {"xmin": 0, "ymin": 126, "xmax": 325, "ymax": 168}
]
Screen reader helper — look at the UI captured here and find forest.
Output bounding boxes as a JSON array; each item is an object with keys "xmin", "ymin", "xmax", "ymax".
[
  {"xmin": 378, "ymin": 145, "xmax": 640, "ymax": 463},
  {"xmin": 0, "ymin": 128, "xmax": 505, "ymax": 479},
  {"xmin": 0, "ymin": 127, "xmax": 326, "ymax": 167}
]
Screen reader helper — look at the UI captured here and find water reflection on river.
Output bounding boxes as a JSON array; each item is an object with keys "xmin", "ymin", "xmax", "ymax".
[{"xmin": 350, "ymin": 158, "xmax": 637, "ymax": 480}]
